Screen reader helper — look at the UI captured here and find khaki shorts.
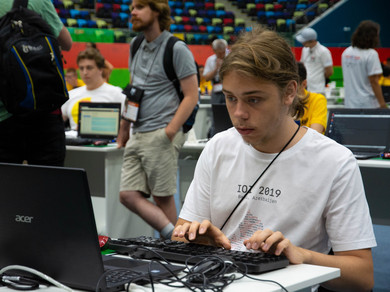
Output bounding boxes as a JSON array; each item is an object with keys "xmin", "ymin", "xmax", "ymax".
[{"xmin": 120, "ymin": 128, "xmax": 185, "ymax": 197}]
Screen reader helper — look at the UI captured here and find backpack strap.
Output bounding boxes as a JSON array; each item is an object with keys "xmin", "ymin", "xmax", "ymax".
[
  {"xmin": 130, "ymin": 33, "xmax": 145, "ymax": 60},
  {"xmin": 163, "ymin": 36, "xmax": 183, "ymax": 101},
  {"xmin": 12, "ymin": 0, "xmax": 28, "ymax": 9}
]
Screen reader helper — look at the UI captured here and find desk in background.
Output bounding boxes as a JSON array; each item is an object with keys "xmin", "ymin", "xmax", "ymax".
[{"xmin": 65, "ymin": 145, "xmax": 154, "ymax": 238}]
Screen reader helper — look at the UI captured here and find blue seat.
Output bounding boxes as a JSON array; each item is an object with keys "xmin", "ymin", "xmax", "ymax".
[
  {"xmin": 206, "ymin": 10, "xmax": 216, "ymax": 18},
  {"xmin": 170, "ymin": 23, "xmax": 178, "ymax": 32},
  {"xmin": 216, "ymin": 10, "xmax": 226, "ymax": 18},
  {"xmin": 77, "ymin": 19, "xmax": 88, "ymax": 27},
  {"xmin": 87, "ymin": 19, "xmax": 97, "ymax": 28},
  {"xmin": 206, "ymin": 25, "xmax": 215, "ymax": 33},
  {"xmin": 214, "ymin": 26, "xmax": 222, "ymax": 34},
  {"xmin": 184, "ymin": 2, "xmax": 195, "ymax": 10}
]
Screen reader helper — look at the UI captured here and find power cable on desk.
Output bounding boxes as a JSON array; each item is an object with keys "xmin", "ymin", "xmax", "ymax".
[
  {"xmin": 0, "ymin": 265, "xmax": 73, "ymax": 292},
  {"xmin": 123, "ymin": 246, "xmax": 288, "ymax": 292}
]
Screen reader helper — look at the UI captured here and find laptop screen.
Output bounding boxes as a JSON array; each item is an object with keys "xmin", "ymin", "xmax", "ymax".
[
  {"xmin": 326, "ymin": 108, "xmax": 390, "ymax": 153},
  {"xmin": 78, "ymin": 102, "xmax": 121, "ymax": 139}
]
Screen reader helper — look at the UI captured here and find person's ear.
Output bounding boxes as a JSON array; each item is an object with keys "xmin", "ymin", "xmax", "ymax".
[{"xmin": 284, "ymin": 80, "xmax": 297, "ymax": 105}]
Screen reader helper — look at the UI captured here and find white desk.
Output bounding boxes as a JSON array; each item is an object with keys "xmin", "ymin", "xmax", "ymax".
[
  {"xmin": 65, "ymin": 145, "xmax": 154, "ymax": 238},
  {"xmin": 0, "ymin": 264, "xmax": 340, "ymax": 292},
  {"xmin": 128, "ymin": 264, "xmax": 340, "ymax": 292}
]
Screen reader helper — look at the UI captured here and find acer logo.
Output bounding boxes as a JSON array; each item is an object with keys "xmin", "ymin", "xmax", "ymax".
[{"xmin": 15, "ymin": 215, "xmax": 34, "ymax": 223}]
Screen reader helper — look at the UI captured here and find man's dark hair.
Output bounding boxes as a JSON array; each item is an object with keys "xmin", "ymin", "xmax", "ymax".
[
  {"xmin": 351, "ymin": 20, "xmax": 380, "ymax": 49},
  {"xmin": 297, "ymin": 62, "xmax": 307, "ymax": 84}
]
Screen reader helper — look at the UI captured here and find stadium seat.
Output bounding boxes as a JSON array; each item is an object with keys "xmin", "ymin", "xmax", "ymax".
[
  {"xmin": 265, "ymin": 4, "xmax": 274, "ymax": 11},
  {"xmin": 185, "ymin": 33, "xmax": 195, "ymax": 44},
  {"xmin": 79, "ymin": 10, "xmax": 91, "ymax": 20},
  {"xmin": 212, "ymin": 18, "xmax": 222, "ymax": 27},
  {"xmin": 66, "ymin": 18, "xmax": 78, "ymax": 27},
  {"xmin": 235, "ymin": 18, "xmax": 245, "ymax": 28},
  {"xmin": 69, "ymin": 9, "xmax": 80, "ymax": 19},
  {"xmin": 215, "ymin": 3, "xmax": 225, "ymax": 10},
  {"xmin": 256, "ymin": 4, "xmax": 265, "ymax": 11},
  {"xmin": 96, "ymin": 19, "xmax": 108, "ymax": 29},
  {"xmin": 216, "ymin": 10, "xmax": 226, "ymax": 18},
  {"xmin": 59, "ymin": 9, "xmax": 70, "ymax": 19},
  {"xmin": 223, "ymin": 26, "xmax": 234, "ymax": 35},
  {"xmin": 188, "ymin": 9, "xmax": 198, "ymax": 17},
  {"xmin": 184, "ymin": 25, "xmax": 194, "ymax": 32},
  {"xmin": 206, "ymin": 25, "xmax": 215, "ymax": 34},
  {"xmin": 276, "ymin": 18, "xmax": 286, "ymax": 32},
  {"xmin": 204, "ymin": 3, "xmax": 215, "ymax": 10},
  {"xmin": 181, "ymin": 16, "xmax": 190, "ymax": 24},
  {"xmin": 223, "ymin": 18, "xmax": 234, "ymax": 26},
  {"xmin": 174, "ymin": 16, "xmax": 183, "ymax": 24},
  {"xmin": 77, "ymin": 19, "xmax": 88, "ymax": 28},
  {"xmin": 317, "ymin": 3, "xmax": 328, "ymax": 14},
  {"xmin": 195, "ymin": 17, "xmax": 204, "ymax": 25},
  {"xmin": 87, "ymin": 20, "xmax": 98, "ymax": 28},
  {"xmin": 63, "ymin": 0, "xmax": 74, "ymax": 9},
  {"xmin": 184, "ymin": 2, "xmax": 195, "ymax": 10}
]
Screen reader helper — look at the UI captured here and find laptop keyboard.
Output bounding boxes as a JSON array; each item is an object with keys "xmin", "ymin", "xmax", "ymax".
[
  {"xmin": 107, "ymin": 236, "xmax": 289, "ymax": 274},
  {"xmin": 105, "ymin": 269, "xmax": 144, "ymax": 288}
]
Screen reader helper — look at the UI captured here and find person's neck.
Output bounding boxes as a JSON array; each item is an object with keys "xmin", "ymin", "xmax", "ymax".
[
  {"xmin": 86, "ymin": 80, "xmax": 105, "ymax": 91},
  {"xmin": 143, "ymin": 23, "xmax": 163, "ymax": 43},
  {"xmin": 252, "ymin": 120, "xmax": 305, "ymax": 154}
]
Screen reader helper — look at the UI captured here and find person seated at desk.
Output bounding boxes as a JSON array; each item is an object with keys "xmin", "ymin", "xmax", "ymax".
[
  {"xmin": 62, "ymin": 48, "xmax": 126, "ymax": 130},
  {"xmin": 198, "ymin": 64, "xmax": 212, "ymax": 95},
  {"xmin": 173, "ymin": 26, "xmax": 376, "ymax": 292},
  {"xmin": 65, "ymin": 67, "xmax": 85, "ymax": 91},
  {"xmin": 296, "ymin": 62, "xmax": 328, "ymax": 134}
]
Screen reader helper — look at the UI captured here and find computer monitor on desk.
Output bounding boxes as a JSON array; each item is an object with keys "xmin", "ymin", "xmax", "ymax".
[
  {"xmin": 212, "ymin": 104, "xmax": 233, "ymax": 134},
  {"xmin": 78, "ymin": 102, "xmax": 121, "ymax": 140},
  {"xmin": 326, "ymin": 108, "xmax": 390, "ymax": 159}
]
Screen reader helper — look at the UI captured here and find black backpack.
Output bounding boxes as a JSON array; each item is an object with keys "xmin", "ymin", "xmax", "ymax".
[
  {"xmin": 130, "ymin": 34, "xmax": 199, "ymax": 133},
  {"xmin": 0, "ymin": 0, "xmax": 69, "ymax": 115}
]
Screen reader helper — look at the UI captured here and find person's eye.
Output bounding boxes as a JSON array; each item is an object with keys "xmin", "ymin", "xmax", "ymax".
[
  {"xmin": 225, "ymin": 95, "xmax": 237, "ymax": 102},
  {"xmin": 248, "ymin": 98, "xmax": 260, "ymax": 104}
]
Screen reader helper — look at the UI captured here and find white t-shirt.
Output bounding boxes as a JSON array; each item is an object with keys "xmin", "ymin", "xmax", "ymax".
[
  {"xmin": 342, "ymin": 46, "xmax": 383, "ymax": 108},
  {"xmin": 300, "ymin": 42, "xmax": 333, "ymax": 94},
  {"xmin": 203, "ymin": 50, "xmax": 229, "ymax": 93},
  {"xmin": 179, "ymin": 127, "xmax": 376, "ymax": 253},
  {"xmin": 62, "ymin": 83, "xmax": 126, "ymax": 130}
]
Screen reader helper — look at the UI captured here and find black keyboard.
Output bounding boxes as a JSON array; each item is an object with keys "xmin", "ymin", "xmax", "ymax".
[
  {"xmin": 107, "ymin": 236, "xmax": 289, "ymax": 274},
  {"xmin": 65, "ymin": 137, "xmax": 94, "ymax": 146}
]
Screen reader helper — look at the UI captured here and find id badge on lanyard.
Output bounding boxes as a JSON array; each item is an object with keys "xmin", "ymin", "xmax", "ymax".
[{"xmin": 122, "ymin": 84, "xmax": 144, "ymax": 122}]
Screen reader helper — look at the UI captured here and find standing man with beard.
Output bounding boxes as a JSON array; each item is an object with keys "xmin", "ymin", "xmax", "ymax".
[{"xmin": 117, "ymin": 0, "xmax": 199, "ymax": 239}]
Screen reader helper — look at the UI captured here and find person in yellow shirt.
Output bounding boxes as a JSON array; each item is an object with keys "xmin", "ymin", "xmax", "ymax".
[
  {"xmin": 198, "ymin": 64, "xmax": 212, "ymax": 95},
  {"xmin": 297, "ymin": 62, "xmax": 327, "ymax": 134},
  {"xmin": 65, "ymin": 68, "xmax": 85, "ymax": 91}
]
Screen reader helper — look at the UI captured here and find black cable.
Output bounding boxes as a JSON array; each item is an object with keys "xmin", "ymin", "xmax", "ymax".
[{"xmin": 220, "ymin": 124, "xmax": 301, "ymax": 231}]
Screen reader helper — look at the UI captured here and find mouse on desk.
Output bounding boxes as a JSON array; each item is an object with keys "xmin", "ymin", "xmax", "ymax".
[
  {"xmin": 188, "ymin": 258, "xmax": 227, "ymax": 283},
  {"xmin": 93, "ymin": 140, "xmax": 108, "ymax": 146}
]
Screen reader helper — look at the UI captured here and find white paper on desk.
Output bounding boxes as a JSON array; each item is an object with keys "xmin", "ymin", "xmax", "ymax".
[{"xmin": 65, "ymin": 130, "xmax": 78, "ymax": 138}]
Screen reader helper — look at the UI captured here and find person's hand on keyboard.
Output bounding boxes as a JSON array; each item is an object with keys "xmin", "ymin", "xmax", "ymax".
[
  {"xmin": 243, "ymin": 229, "xmax": 305, "ymax": 265},
  {"xmin": 172, "ymin": 219, "xmax": 231, "ymax": 250}
]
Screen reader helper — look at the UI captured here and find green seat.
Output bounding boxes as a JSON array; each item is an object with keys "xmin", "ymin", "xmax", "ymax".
[
  {"xmin": 195, "ymin": 17, "xmax": 204, "ymax": 25},
  {"xmin": 215, "ymin": 3, "xmax": 225, "ymax": 10},
  {"xmin": 96, "ymin": 19, "xmax": 108, "ymax": 29},
  {"xmin": 66, "ymin": 18, "xmax": 77, "ymax": 27},
  {"xmin": 265, "ymin": 3, "xmax": 274, "ymax": 11},
  {"xmin": 212, "ymin": 18, "xmax": 222, "ymax": 26},
  {"xmin": 235, "ymin": 18, "xmax": 245, "ymax": 27},
  {"xmin": 188, "ymin": 9, "xmax": 198, "ymax": 17},
  {"xmin": 174, "ymin": 16, "xmax": 183, "ymax": 24},
  {"xmin": 223, "ymin": 26, "xmax": 234, "ymax": 35}
]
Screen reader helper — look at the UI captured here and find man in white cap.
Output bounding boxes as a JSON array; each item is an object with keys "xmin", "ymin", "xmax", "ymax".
[{"xmin": 296, "ymin": 27, "xmax": 333, "ymax": 95}]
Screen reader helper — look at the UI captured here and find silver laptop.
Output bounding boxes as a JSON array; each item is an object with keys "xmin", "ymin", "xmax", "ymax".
[
  {"xmin": 326, "ymin": 108, "xmax": 390, "ymax": 159},
  {"xmin": 0, "ymin": 163, "xmax": 183, "ymax": 291}
]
